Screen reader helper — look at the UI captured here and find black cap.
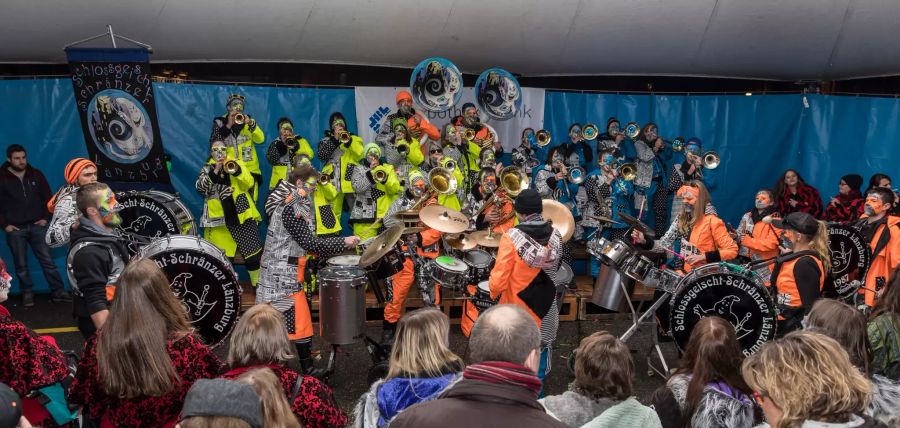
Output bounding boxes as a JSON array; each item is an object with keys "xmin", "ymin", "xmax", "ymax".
[
  {"xmin": 772, "ymin": 212, "xmax": 818, "ymax": 235},
  {"xmin": 514, "ymin": 188, "xmax": 543, "ymax": 216},
  {"xmin": 181, "ymin": 379, "xmax": 262, "ymax": 428},
  {"xmin": 0, "ymin": 383, "xmax": 21, "ymax": 428}
]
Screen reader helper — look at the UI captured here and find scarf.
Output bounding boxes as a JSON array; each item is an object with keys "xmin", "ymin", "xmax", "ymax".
[
  {"xmin": 751, "ymin": 205, "xmax": 778, "ymax": 224},
  {"xmin": 463, "ymin": 361, "xmax": 542, "ymax": 396},
  {"xmin": 835, "ymin": 190, "xmax": 863, "ymax": 205}
]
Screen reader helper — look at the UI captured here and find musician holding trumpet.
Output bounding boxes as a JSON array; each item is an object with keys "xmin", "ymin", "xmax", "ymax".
[
  {"xmin": 349, "ymin": 143, "xmax": 401, "ymax": 240},
  {"xmin": 581, "ymin": 151, "xmax": 634, "ymax": 280},
  {"xmin": 317, "ymin": 112, "xmax": 364, "ymax": 223},
  {"xmin": 669, "ymin": 138, "xmax": 717, "ymax": 220},
  {"xmin": 382, "ymin": 117, "xmax": 425, "ymax": 184},
  {"xmin": 196, "ymin": 140, "xmax": 264, "ymax": 287},
  {"xmin": 209, "ymin": 93, "xmax": 265, "ymax": 199},
  {"xmin": 266, "ymin": 117, "xmax": 313, "ymax": 190}
]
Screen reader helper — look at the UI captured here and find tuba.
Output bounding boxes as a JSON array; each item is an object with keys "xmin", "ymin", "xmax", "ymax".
[
  {"xmin": 582, "ymin": 124, "xmax": 599, "ymax": 141},
  {"xmin": 617, "ymin": 163, "xmax": 637, "ymax": 181},
  {"xmin": 702, "ymin": 151, "xmax": 720, "ymax": 169},
  {"xmin": 463, "ymin": 128, "xmax": 476, "ymax": 141},
  {"xmin": 535, "ymin": 129, "xmax": 551, "ymax": 147}
]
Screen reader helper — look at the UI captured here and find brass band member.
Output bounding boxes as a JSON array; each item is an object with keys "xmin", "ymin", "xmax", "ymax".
[
  {"xmin": 317, "ymin": 112, "xmax": 364, "ymax": 222},
  {"xmin": 511, "ymin": 128, "xmax": 540, "ymax": 179},
  {"xmin": 423, "ymin": 143, "xmax": 464, "ymax": 210},
  {"xmin": 349, "ymin": 143, "xmax": 402, "ymax": 240},
  {"xmin": 266, "ymin": 117, "xmax": 313, "ymax": 190},
  {"xmin": 196, "ymin": 140, "xmax": 263, "ymax": 287},
  {"xmin": 382, "ymin": 117, "xmax": 424, "ymax": 185},
  {"xmin": 257, "ymin": 165, "xmax": 360, "ymax": 376},
  {"xmin": 376, "ymin": 91, "xmax": 440, "ymax": 147},
  {"xmin": 852, "ymin": 188, "xmax": 900, "ymax": 308},
  {"xmin": 209, "ymin": 94, "xmax": 265, "ymax": 199}
]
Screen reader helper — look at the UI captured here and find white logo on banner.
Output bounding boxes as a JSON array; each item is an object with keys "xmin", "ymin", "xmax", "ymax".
[{"xmin": 354, "ymin": 87, "xmax": 545, "ymax": 152}]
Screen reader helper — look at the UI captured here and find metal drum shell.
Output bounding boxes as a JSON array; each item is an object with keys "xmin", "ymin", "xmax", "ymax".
[
  {"xmin": 621, "ymin": 255, "xmax": 655, "ymax": 282},
  {"xmin": 599, "ymin": 239, "xmax": 635, "ymax": 267},
  {"xmin": 371, "ymin": 244, "xmax": 407, "ymax": 280},
  {"xmin": 431, "ymin": 256, "xmax": 469, "ymax": 291},
  {"xmin": 318, "ymin": 266, "xmax": 368, "ymax": 345},
  {"xmin": 463, "ymin": 249, "xmax": 495, "ymax": 283}
]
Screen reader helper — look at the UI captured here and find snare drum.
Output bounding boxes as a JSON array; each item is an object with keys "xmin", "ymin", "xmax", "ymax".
[
  {"xmin": 621, "ymin": 255, "xmax": 655, "ymax": 282},
  {"xmin": 464, "ymin": 249, "xmax": 495, "ymax": 283},
  {"xmin": 431, "ymin": 256, "xmax": 469, "ymax": 291},
  {"xmin": 328, "ymin": 255, "xmax": 361, "ymax": 267},
  {"xmin": 138, "ymin": 235, "xmax": 240, "ymax": 347},
  {"xmin": 642, "ymin": 268, "xmax": 684, "ymax": 293},
  {"xmin": 599, "ymin": 239, "xmax": 635, "ymax": 267},
  {"xmin": 473, "ymin": 281, "xmax": 496, "ymax": 313},
  {"xmin": 587, "ymin": 237, "xmax": 611, "ymax": 259},
  {"xmin": 371, "ymin": 243, "xmax": 407, "ymax": 280}
]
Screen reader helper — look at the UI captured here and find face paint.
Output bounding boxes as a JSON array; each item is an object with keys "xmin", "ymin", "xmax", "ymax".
[
  {"xmin": 464, "ymin": 108, "xmax": 478, "ymax": 125},
  {"xmin": 398, "ymin": 100, "xmax": 413, "ymax": 115},
  {"xmin": 608, "ymin": 122, "xmax": 620, "ymax": 135},
  {"xmin": 569, "ymin": 127, "xmax": 582, "ymax": 140},
  {"xmin": 227, "ymin": 101, "xmax": 244, "ymax": 113},
  {"xmin": 755, "ymin": 193, "xmax": 771, "ymax": 210},
  {"xmin": 646, "ymin": 127, "xmax": 658, "ymax": 141},
  {"xmin": 865, "ymin": 194, "xmax": 888, "ymax": 217},
  {"xmin": 602, "ymin": 154, "xmax": 615, "ymax": 165},
  {"xmin": 99, "ymin": 191, "xmax": 122, "ymax": 226},
  {"xmin": 211, "ymin": 146, "xmax": 227, "ymax": 162},
  {"xmin": 677, "ymin": 186, "xmax": 698, "ymax": 206}
]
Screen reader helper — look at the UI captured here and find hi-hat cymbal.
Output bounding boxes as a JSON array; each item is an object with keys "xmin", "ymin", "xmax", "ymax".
[
  {"xmin": 392, "ymin": 209, "xmax": 421, "ymax": 228},
  {"xmin": 469, "ymin": 230, "xmax": 502, "ymax": 248},
  {"xmin": 419, "ymin": 205, "xmax": 470, "ymax": 234},
  {"xmin": 618, "ymin": 212, "xmax": 655, "ymax": 239},
  {"xmin": 359, "ymin": 224, "xmax": 405, "ymax": 267},
  {"xmin": 542, "ymin": 200, "xmax": 576, "ymax": 242},
  {"xmin": 445, "ymin": 233, "xmax": 478, "ymax": 251},
  {"xmin": 587, "ymin": 214, "xmax": 619, "ymax": 225}
]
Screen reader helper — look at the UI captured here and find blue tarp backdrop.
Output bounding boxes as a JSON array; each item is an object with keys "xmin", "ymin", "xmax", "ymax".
[{"xmin": 0, "ymin": 78, "xmax": 897, "ymax": 293}]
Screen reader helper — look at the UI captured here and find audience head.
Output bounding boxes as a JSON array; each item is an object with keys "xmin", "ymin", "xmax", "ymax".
[
  {"xmin": 178, "ymin": 378, "xmax": 263, "ymax": 428},
  {"xmin": 805, "ymin": 299, "xmax": 870, "ymax": 375},
  {"xmin": 866, "ymin": 173, "xmax": 892, "ymax": 194},
  {"xmin": 64, "ymin": 157, "xmax": 98, "ymax": 186},
  {"xmin": 742, "ymin": 331, "xmax": 871, "ymax": 428},
  {"xmin": 98, "ymin": 258, "xmax": 191, "ymax": 399},
  {"xmin": 573, "ymin": 331, "xmax": 633, "ymax": 401},
  {"xmin": 227, "ymin": 304, "xmax": 295, "ymax": 369},
  {"xmin": 76, "ymin": 182, "xmax": 122, "ymax": 227},
  {"xmin": 0, "ymin": 383, "xmax": 22, "ymax": 428},
  {"xmin": 839, "ymin": 174, "xmax": 864, "ymax": 195},
  {"xmin": 675, "ymin": 316, "xmax": 751, "ymax": 416},
  {"xmin": 235, "ymin": 368, "xmax": 300, "ymax": 428},
  {"xmin": 469, "ymin": 304, "xmax": 541, "ymax": 372},
  {"xmin": 5, "ymin": 144, "xmax": 26, "ymax": 172},
  {"xmin": 388, "ymin": 308, "xmax": 463, "ymax": 379}
]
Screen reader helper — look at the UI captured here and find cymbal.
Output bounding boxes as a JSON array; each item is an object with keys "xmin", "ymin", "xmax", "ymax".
[
  {"xmin": 469, "ymin": 230, "xmax": 502, "ymax": 248},
  {"xmin": 419, "ymin": 205, "xmax": 470, "ymax": 234},
  {"xmin": 359, "ymin": 224, "xmax": 405, "ymax": 267},
  {"xmin": 445, "ymin": 233, "xmax": 478, "ymax": 251},
  {"xmin": 617, "ymin": 212, "xmax": 655, "ymax": 239},
  {"xmin": 542, "ymin": 200, "xmax": 576, "ymax": 242},
  {"xmin": 587, "ymin": 214, "xmax": 619, "ymax": 225}
]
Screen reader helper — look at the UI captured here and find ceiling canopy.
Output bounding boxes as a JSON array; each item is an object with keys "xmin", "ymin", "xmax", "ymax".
[{"xmin": 4, "ymin": 0, "xmax": 898, "ymax": 81}]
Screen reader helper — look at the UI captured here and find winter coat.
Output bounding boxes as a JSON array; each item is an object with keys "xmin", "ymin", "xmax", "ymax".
[
  {"xmin": 353, "ymin": 373, "xmax": 461, "ymax": 427},
  {"xmin": 540, "ymin": 390, "xmax": 661, "ymax": 428}
]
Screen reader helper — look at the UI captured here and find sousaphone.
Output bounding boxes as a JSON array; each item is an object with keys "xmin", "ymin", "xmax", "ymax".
[{"xmin": 475, "ymin": 68, "xmax": 522, "ymax": 121}]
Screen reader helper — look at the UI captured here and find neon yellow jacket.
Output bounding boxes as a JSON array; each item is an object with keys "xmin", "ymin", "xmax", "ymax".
[
  {"xmin": 315, "ymin": 163, "xmax": 342, "ymax": 235},
  {"xmin": 267, "ymin": 137, "xmax": 313, "ymax": 190},
  {"xmin": 217, "ymin": 115, "xmax": 266, "ymax": 176}
]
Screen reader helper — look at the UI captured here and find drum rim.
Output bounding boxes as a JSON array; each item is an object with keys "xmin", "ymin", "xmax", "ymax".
[{"xmin": 118, "ymin": 191, "xmax": 196, "ymax": 234}]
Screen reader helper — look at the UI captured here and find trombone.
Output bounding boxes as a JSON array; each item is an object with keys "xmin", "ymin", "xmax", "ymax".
[
  {"xmin": 536, "ymin": 129, "xmax": 551, "ymax": 147},
  {"xmin": 582, "ymin": 124, "xmax": 599, "ymax": 141},
  {"xmin": 463, "ymin": 128, "xmax": 476, "ymax": 141},
  {"xmin": 614, "ymin": 122, "xmax": 640, "ymax": 140}
]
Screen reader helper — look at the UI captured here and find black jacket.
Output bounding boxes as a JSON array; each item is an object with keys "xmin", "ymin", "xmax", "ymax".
[
  {"xmin": 0, "ymin": 163, "xmax": 52, "ymax": 227},
  {"xmin": 390, "ymin": 379, "xmax": 566, "ymax": 428},
  {"xmin": 69, "ymin": 221, "xmax": 130, "ymax": 318}
]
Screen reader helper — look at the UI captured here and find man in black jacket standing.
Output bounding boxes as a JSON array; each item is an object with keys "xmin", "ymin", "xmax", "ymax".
[
  {"xmin": 67, "ymin": 182, "xmax": 129, "ymax": 339},
  {"xmin": 0, "ymin": 145, "xmax": 69, "ymax": 307}
]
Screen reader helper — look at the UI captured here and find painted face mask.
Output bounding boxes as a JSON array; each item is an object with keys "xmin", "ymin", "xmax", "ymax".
[
  {"xmin": 398, "ymin": 100, "xmax": 413, "ymax": 115},
  {"xmin": 227, "ymin": 100, "xmax": 244, "ymax": 113},
  {"xmin": 523, "ymin": 130, "xmax": 536, "ymax": 147},
  {"xmin": 601, "ymin": 153, "xmax": 616, "ymax": 166},
  {"xmin": 332, "ymin": 119, "xmax": 346, "ymax": 134},
  {"xmin": 865, "ymin": 194, "xmax": 888, "ymax": 217},
  {"xmin": 755, "ymin": 193, "xmax": 771, "ymax": 210},
  {"xmin": 608, "ymin": 122, "xmax": 620, "ymax": 135},
  {"xmin": 211, "ymin": 144, "xmax": 228, "ymax": 162},
  {"xmin": 464, "ymin": 108, "xmax": 479, "ymax": 126},
  {"xmin": 569, "ymin": 127, "xmax": 582, "ymax": 141},
  {"xmin": 99, "ymin": 191, "xmax": 123, "ymax": 226},
  {"xmin": 646, "ymin": 126, "xmax": 658, "ymax": 141}
]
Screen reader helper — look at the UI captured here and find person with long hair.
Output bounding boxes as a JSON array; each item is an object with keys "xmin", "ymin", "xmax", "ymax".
[
  {"xmin": 825, "ymin": 174, "xmax": 866, "ymax": 223},
  {"xmin": 177, "ymin": 378, "xmax": 263, "ymax": 428},
  {"xmin": 774, "ymin": 169, "xmax": 823, "ymax": 218},
  {"xmin": 806, "ymin": 299, "xmax": 900, "ymax": 426},
  {"xmin": 222, "ymin": 304, "xmax": 347, "ymax": 428},
  {"xmin": 540, "ymin": 331, "xmax": 661, "ymax": 427},
  {"xmin": 869, "ymin": 268, "xmax": 900, "ymax": 380},
  {"xmin": 735, "ymin": 189, "xmax": 781, "ymax": 285},
  {"xmin": 235, "ymin": 368, "xmax": 301, "ymax": 428},
  {"xmin": 68, "ymin": 259, "xmax": 222, "ymax": 427},
  {"xmin": 770, "ymin": 212, "xmax": 830, "ymax": 335},
  {"xmin": 650, "ymin": 316, "xmax": 758, "ymax": 428},
  {"xmin": 634, "ymin": 180, "xmax": 737, "ymax": 273},
  {"xmin": 742, "ymin": 331, "xmax": 882, "ymax": 428},
  {"xmin": 852, "ymin": 187, "xmax": 900, "ymax": 308},
  {"xmin": 354, "ymin": 308, "xmax": 464, "ymax": 427}
]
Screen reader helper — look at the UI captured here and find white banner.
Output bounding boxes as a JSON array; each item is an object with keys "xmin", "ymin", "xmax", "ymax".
[{"xmin": 354, "ymin": 86, "xmax": 545, "ymax": 152}]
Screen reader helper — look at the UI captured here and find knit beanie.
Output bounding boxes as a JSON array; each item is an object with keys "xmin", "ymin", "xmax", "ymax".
[
  {"xmin": 514, "ymin": 188, "xmax": 543, "ymax": 216},
  {"xmin": 841, "ymin": 174, "xmax": 864, "ymax": 192},
  {"xmin": 64, "ymin": 158, "xmax": 96, "ymax": 185},
  {"xmin": 396, "ymin": 90, "xmax": 413, "ymax": 103}
]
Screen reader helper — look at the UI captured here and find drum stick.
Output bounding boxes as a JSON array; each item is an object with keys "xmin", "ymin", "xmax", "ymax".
[{"xmin": 664, "ymin": 247, "xmax": 685, "ymax": 260}]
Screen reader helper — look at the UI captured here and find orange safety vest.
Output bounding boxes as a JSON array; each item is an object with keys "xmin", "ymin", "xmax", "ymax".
[
  {"xmin": 861, "ymin": 215, "xmax": 900, "ymax": 306},
  {"xmin": 774, "ymin": 254, "xmax": 824, "ymax": 320}
]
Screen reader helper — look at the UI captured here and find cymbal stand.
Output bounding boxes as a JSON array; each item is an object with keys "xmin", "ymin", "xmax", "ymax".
[
  {"xmin": 402, "ymin": 232, "xmax": 436, "ymax": 307},
  {"xmin": 618, "ymin": 285, "xmax": 672, "ymax": 378}
]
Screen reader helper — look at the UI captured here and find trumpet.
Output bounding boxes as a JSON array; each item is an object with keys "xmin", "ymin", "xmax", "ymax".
[
  {"xmin": 319, "ymin": 172, "xmax": 333, "ymax": 185},
  {"xmin": 463, "ymin": 128, "xmax": 476, "ymax": 141},
  {"xmin": 617, "ymin": 163, "xmax": 636, "ymax": 181},
  {"xmin": 373, "ymin": 168, "xmax": 388, "ymax": 184},
  {"xmin": 233, "ymin": 113, "xmax": 246, "ymax": 125},
  {"xmin": 567, "ymin": 166, "xmax": 586, "ymax": 184},
  {"xmin": 671, "ymin": 137, "xmax": 685, "ymax": 152},
  {"xmin": 337, "ymin": 130, "xmax": 352, "ymax": 145},
  {"xmin": 582, "ymin": 124, "xmax": 599, "ymax": 141},
  {"xmin": 223, "ymin": 160, "xmax": 241, "ymax": 175},
  {"xmin": 284, "ymin": 137, "xmax": 299, "ymax": 152},
  {"xmin": 396, "ymin": 141, "xmax": 410, "ymax": 155},
  {"xmin": 536, "ymin": 129, "xmax": 551, "ymax": 147},
  {"xmin": 702, "ymin": 151, "xmax": 720, "ymax": 169},
  {"xmin": 443, "ymin": 158, "xmax": 457, "ymax": 172},
  {"xmin": 614, "ymin": 122, "xmax": 640, "ymax": 140}
]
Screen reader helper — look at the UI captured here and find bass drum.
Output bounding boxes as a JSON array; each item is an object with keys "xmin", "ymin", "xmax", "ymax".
[
  {"xmin": 138, "ymin": 235, "xmax": 241, "ymax": 347},
  {"xmin": 119, "ymin": 190, "xmax": 196, "ymax": 253},
  {"xmin": 826, "ymin": 223, "xmax": 871, "ymax": 300},
  {"xmin": 669, "ymin": 263, "xmax": 777, "ymax": 356}
]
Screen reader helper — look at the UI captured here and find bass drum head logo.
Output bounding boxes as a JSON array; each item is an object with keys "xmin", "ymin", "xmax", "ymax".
[
  {"xmin": 118, "ymin": 193, "xmax": 179, "ymax": 238},
  {"xmin": 827, "ymin": 224, "xmax": 870, "ymax": 298},
  {"xmin": 669, "ymin": 271, "xmax": 777, "ymax": 356},
  {"xmin": 147, "ymin": 248, "xmax": 240, "ymax": 347},
  {"xmin": 86, "ymin": 89, "xmax": 154, "ymax": 163}
]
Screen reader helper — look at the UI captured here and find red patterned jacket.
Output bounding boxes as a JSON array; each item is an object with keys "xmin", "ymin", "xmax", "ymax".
[
  {"xmin": 223, "ymin": 364, "xmax": 348, "ymax": 428},
  {"xmin": 824, "ymin": 191, "xmax": 865, "ymax": 223},
  {"xmin": 68, "ymin": 333, "xmax": 222, "ymax": 428},
  {"xmin": 0, "ymin": 305, "xmax": 69, "ymax": 396},
  {"xmin": 777, "ymin": 183, "xmax": 824, "ymax": 218}
]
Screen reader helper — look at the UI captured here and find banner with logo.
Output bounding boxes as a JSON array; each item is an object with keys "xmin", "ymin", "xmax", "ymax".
[
  {"xmin": 354, "ymin": 86, "xmax": 545, "ymax": 152},
  {"xmin": 65, "ymin": 47, "xmax": 171, "ymax": 188}
]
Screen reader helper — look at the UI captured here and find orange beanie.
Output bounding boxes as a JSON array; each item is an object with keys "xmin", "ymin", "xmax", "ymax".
[
  {"xmin": 64, "ymin": 158, "xmax": 96, "ymax": 185},
  {"xmin": 396, "ymin": 91, "xmax": 413, "ymax": 103}
]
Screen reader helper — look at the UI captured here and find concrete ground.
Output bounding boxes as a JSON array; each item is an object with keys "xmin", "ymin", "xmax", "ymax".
[{"xmin": 10, "ymin": 293, "xmax": 680, "ymax": 414}]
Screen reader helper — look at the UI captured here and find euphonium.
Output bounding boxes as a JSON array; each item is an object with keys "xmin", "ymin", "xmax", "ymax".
[
  {"xmin": 617, "ymin": 163, "xmax": 637, "ymax": 181},
  {"xmin": 702, "ymin": 151, "xmax": 720, "ymax": 169},
  {"xmin": 233, "ymin": 113, "xmax": 246, "ymax": 125},
  {"xmin": 499, "ymin": 165, "xmax": 527, "ymax": 197},
  {"xmin": 224, "ymin": 160, "xmax": 241, "ymax": 175},
  {"xmin": 567, "ymin": 166, "xmax": 586, "ymax": 184},
  {"xmin": 373, "ymin": 168, "xmax": 388, "ymax": 184},
  {"xmin": 582, "ymin": 124, "xmax": 599, "ymax": 141},
  {"xmin": 463, "ymin": 128, "xmax": 476, "ymax": 141},
  {"xmin": 536, "ymin": 129, "xmax": 551, "ymax": 147},
  {"xmin": 337, "ymin": 130, "xmax": 352, "ymax": 145},
  {"xmin": 428, "ymin": 167, "xmax": 457, "ymax": 195}
]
